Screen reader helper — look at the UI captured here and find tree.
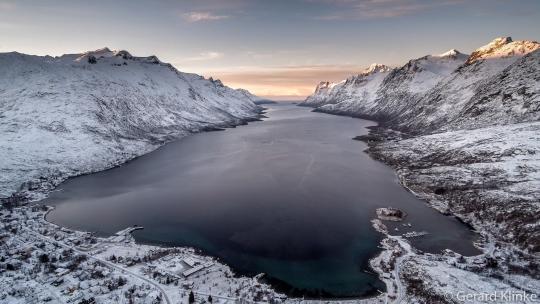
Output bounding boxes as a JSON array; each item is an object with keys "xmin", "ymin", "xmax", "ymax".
[
  {"xmin": 188, "ymin": 291, "xmax": 195, "ymax": 304},
  {"xmin": 207, "ymin": 295, "xmax": 213, "ymax": 303},
  {"xmin": 39, "ymin": 253, "xmax": 49, "ymax": 263}
]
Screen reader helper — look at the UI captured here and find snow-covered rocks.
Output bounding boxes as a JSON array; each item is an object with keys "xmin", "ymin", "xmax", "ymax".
[
  {"xmin": 369, "ymin": 121, "xmax": 540, "ymax": 253},
  {"xmin": 465, "ymin": 37, "xmax": 540, "ymax": 65},
  {"xmin": 0, "ymin": 48, "xmax": 262, "ymax": 201},
  {"xmin": 450, "ymin": 49, "xmax": 540, "ymax": 130},
  {"xmin": 376, "ymin": 207, "xmax": 407, "ymax": 221}
]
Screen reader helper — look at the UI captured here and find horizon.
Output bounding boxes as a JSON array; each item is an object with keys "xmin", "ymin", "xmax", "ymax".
[{"xmin": 1, "ymin": 0, "xmax": 539, "ymax": 100}]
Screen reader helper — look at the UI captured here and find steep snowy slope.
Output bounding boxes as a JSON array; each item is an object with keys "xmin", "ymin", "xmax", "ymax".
[
  {"xmin": 301, "ymin": 80, "xmax": 344, "ymax": 107},
  {"xmin": 301, "ymin": 50, "xmax": 468, "ymax": 121},
  {"xmin": 369, "ymin": 49, "xmax": 468, "ymax": 120},
  {"xmin": 398, "ymin": 37, "xmax": 540, "ymax": 133},
  {"xmin": 0, "ymin": 48, "xmax": 261, "ymax": 200},
  {"xmin": 302, "ymin": 37, "xmax": 539, "ymax": 134},
  {"xmin": 450, "ymin": 49, "xmax": 540, "ymax": 130},
  {"xmin": 299, "ymin": 64, "xmax": 393, "ymax": 115}
]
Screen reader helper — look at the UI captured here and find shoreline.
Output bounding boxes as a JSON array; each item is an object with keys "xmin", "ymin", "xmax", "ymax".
[
  {"xmin": 36, "ymin": 195, "xmax": 388, "ymax": 302},
  {"xmin": 39, "ymin": 186, "xmax": 389, "ymax": 301},
  {"xmin": 2, "ymin": 106, "xmax": 390, "ymax": 302},
  {"xmin": 33, "ymin": 115, "xmax": 479, "ymax": 302},
  {"xmin": 4, "ymin": 105, "xmax": 537, "ymax": 303},
  {"xmin": 322, "ymin": 107, "xmax": 540, "ymax": 302},
  {"xmin": 0, "ymin": 108, "xmax": 267, "ymax": 204}
]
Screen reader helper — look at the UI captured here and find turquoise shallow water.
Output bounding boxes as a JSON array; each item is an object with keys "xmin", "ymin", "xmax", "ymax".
[{"xmin": 44, "ymin": 103, "xmax": 478, "ymax": 298}]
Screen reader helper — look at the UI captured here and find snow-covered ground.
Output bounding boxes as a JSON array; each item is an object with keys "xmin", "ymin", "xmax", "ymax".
[
  {"xmin": 0, "ymin": 206, "xmax": 286, "ymax": 304},
  {"xmin": 0, "ymin": 48, "xmax": 262, "ymax": 202},
  {"xmin": 370, "ymin": 122, "xmax": 540, "ymax": 252}
]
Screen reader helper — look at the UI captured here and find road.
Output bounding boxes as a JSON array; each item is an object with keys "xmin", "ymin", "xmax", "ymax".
[
  {"xmin": 392, "ymin": 253, "xmax": 409, "ymax": 304},
  {"xmin": 22, "ymin": 227, "xmax": 172, "ymax": 304},
  {"xmin": 390, "ymin": 235, "xmax": 412, "ymax": 304}
]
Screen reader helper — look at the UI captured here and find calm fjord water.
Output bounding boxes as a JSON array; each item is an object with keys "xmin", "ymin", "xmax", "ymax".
[{"xmin": 45, "ymin": 103, "xmax": 478, "ymax": 297}]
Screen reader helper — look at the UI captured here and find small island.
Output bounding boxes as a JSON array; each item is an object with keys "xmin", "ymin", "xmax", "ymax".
[{"xmin": 376, "ymin": 207, "xmax": 407, "ymax": 221}]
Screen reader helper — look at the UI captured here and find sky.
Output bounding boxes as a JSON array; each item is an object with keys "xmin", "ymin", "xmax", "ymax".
[{"xmin": 1, "ymin": 0, "xmax": 539, "ymax": 100}]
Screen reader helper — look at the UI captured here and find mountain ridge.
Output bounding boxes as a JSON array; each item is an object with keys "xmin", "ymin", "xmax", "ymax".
[
  {"xmin": 0, "ymin": 48, "xmax": 263, "ymax": 201},
  {"xmin": 301, "ymin": 37, "xmax": 540, "ymax": 134}
]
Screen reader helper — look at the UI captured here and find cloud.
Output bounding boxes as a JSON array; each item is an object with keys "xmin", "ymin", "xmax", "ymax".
[
  {"xmin": 182, "ymin": 11, "xmax": 230, "ymax": 22},
  {"xmin": 180, "ymin": 51, "xmax": 225, "ymax": 62},
  {"xmin": 313, "ymin": 0, "xmax": 464, "ymax": 19}
]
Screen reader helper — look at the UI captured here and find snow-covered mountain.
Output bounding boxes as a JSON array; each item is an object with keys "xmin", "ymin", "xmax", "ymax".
[
  {"xmin": 367, "ymin": 49, "xmax": 468, "ymax": 121},
  {"xmin": 450, "ymin": 49, "xmax": 540, "ymax": 130},
  {"xmin": 300, "ymin": 64, "xmax": 393, "ymax": 114},
  {"xmin": 302, "ymin": 37, "xmax": 540, "ymax": 135},
  {"xmin": 299, "ymin": 50, "xmax": 469, "ymax": 121},
  {"xmin": 234, "ymin": 88, "xmax": 273, "ymax": 104},
  {"xmin": 398, "ymin": 37, "xmax": 540, "ymax": 133},
  {"xmin": 301, "ymin": 81, "xmax": 342, "ymax": 107},
  {"xmin": 0, "ymin": 48, "xmax": 262, "ymax": 200}
]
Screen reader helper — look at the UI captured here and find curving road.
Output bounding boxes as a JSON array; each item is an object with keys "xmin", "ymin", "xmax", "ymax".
[{"xmin": 22, "ymin": 227, "xmax": 172, "ymax": 304}]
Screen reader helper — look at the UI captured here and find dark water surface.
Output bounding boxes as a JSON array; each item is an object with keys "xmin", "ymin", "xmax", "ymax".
[{"xmin": 44, "ymin": 103, "xmax": 479, "ymax": 298}]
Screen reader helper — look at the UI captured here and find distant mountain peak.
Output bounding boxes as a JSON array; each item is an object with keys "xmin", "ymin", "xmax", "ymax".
[
  {"xmin": 365, "ymin": 63, "xmax": 392, "ymax": 74},
  {"xmin": 313, "ymin": 81, "xmax": 334, "ymax": 94},
  {"xmin": 95, "ymin": 47, "xmax": 112, "ymax": 53},
  {"xmin": 437, "ymin": 49, "xmax": 463, "ymax": 58},
  {"xmin": 67, "ymin": 47, "xmax": 161, "ymax": 64},
  {"xmin": 85, "ymin": 47, "xmax": 114, "ymax": 57},
  {"xmin": 489, "ymin": 36, "xmax": 513, "ymax": 46},
  {"xmin": 113, "ymin": 50, "xmax": 133, "ymax": 59},
  {"xmin": 466, "ymin": 36, "xmax": 539, "ymax": 65}
]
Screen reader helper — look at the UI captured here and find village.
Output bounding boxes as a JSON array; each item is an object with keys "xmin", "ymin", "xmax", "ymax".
[{"xmin": 0, "ymin": 205, "xmax": 287, "ymax": 304}]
